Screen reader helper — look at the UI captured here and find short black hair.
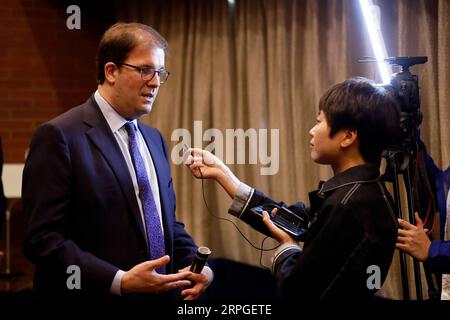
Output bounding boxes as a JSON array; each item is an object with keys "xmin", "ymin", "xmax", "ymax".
[
  {"xmin": 96, "ymin": 22, "xmax": 168, "ymax": 84},
  {"xmin": 319, "ymin": 77, "xmax": 400, "ymax": 163}
]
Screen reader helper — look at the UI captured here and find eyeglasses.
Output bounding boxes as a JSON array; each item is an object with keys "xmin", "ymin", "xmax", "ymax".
[{"xmin": 118, "ymin": 62, "xmax": 170, "ymax": 83}]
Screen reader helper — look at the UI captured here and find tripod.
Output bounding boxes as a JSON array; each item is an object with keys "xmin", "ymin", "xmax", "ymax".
[
  {"xmin": 381, "ymin": 56, "xmax": 439, "ymax": 300},
  {"xmin": 382, "ymin": 145, "xmax": 438, "ymax": 300}
]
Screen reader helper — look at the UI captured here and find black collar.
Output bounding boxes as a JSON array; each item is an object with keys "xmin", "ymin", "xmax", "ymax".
[{"xmin": 318, "ymin": 164, "xmax": 381, "ymax": 195}]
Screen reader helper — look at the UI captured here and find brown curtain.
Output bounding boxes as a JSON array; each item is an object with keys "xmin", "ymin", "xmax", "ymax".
[
  {"xmin": 397, "ymin": 0, "xmax": 450, "ymax": 166},
  {"xmin": 117, "ymin": 0, "xmax": 450, "ymax": 299}
]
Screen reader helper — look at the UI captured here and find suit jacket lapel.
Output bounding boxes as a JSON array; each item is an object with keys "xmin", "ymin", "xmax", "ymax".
[{"xmin": 82, "ymin": 97, "xmax": 147, "ymax": 242}]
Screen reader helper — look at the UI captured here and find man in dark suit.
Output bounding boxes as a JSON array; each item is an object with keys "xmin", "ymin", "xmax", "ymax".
[{"xmin": 22, "ymin": 22, "xmax": 212, "ymax": 301}]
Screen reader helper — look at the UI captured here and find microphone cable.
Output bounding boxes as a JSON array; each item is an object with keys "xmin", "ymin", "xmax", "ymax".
[{"xmin": 198, "ymin": 168, "xmax": 280, "ymax": 270}]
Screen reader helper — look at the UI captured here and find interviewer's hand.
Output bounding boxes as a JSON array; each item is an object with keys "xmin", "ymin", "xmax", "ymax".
[
  {"xmin": 121, "ymin": 255, "xmax": 192, "ymax": 294},
  {"xmin": 184, "ymin": 148, "xmax": 241, "ymax": 199},
  {"xmin": 262, "ymin": 208, "xmax": 297, "ymax": 245},
  {"xmin": 184, "ymin": 148, "xmax": 225, "ymax": 180},
  {"xmin": 396, "ymin": 212, "xmax": 431, "ymax": 261}
]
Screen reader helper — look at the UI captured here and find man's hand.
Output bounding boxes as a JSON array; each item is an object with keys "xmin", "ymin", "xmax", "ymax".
[
  {"xmin": 121, "ymin": 255, "xmax": 192, "ymax": 294},
  {"xmin": 177, "ymin": 265, "xmax": 211, "ymax": 300},
  {"xmin": 262, "ymin": 208, "xmax": 298, "ymax": 245},
  {"xmin": 396, "ymin": 212, "xmax": 431, "ymax": 261}
]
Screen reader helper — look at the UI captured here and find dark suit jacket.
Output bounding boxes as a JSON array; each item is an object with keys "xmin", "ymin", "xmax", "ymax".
[{"xmin": 22, "ymin": 96, "xmax": 197, "ymax": 301}]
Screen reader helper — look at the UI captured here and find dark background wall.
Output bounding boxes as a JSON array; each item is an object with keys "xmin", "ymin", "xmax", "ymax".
[{"xmin": 0, "ymin": 0, "xmax": 114, "ymax": 162}]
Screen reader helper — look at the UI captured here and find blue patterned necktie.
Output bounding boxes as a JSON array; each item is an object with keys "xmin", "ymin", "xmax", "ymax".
[{"xmin": 124, "ymin": 121, "xmax": 166, "ymax": 273}]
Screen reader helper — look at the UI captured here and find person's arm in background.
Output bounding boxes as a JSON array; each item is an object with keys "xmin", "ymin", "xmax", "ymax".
[{"xmin": 397, "ymin": 212, "xmax": 450, "ymax": 274}]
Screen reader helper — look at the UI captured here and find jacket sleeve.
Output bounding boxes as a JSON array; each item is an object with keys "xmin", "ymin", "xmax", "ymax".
[
  {"xmin": 22, "ymin": 123, "xmax": 119, "ymax": 294},
  {"xmin": 230, "ymin": 188, "xmax": 309, "ymax": 240},
  {"xmin": 426, "ymin": 240, "xmax": 450, "ymax": 274}
]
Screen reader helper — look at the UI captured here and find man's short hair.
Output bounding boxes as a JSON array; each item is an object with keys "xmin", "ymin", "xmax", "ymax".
[
  {"xmin": 319, "ymin": 77, "xmax": 401, "ymax": 163},
  {"xmin": 96, "ymin": 22, "xmax": 168, "ymax": 84}
]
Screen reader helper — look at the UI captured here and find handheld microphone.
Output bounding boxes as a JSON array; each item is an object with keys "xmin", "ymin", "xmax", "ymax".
[{"xmin": 189, "ymin": 246, "xmax": 211, "ymax": 273}]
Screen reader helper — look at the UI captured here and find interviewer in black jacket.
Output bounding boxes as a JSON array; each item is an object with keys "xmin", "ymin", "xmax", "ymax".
[{"xmin": 185, "ymin": 78, "xmax": 400, "ymax": 301}]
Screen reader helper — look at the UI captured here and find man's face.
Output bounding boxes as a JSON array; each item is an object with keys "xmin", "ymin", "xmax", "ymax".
[
  {"xmin": 111, "ymin": 44, "xmax": 165, "ymax": 120},
  {"xmin": 309, "ymin": 110, "xmax": 346, "ymax": 165}
]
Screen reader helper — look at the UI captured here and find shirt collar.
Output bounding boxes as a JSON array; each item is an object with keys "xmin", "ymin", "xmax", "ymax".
[
  {"xmin": 318, "ymin": 163, "xmax": 381, "ymax": 194},
  {"xmin": 94, "ymin": 90, "xmax": 138, "ymax": 133}
]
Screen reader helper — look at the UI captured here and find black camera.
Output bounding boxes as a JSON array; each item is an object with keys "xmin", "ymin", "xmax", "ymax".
[{"xmin": 378, "ymin": 56, "xmax": 427, "ymax": 149}]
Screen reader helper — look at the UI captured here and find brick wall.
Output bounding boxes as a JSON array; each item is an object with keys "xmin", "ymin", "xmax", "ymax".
[{"xmin": 0, "ymin": 0, "xmax": 113, "ymax": 162}]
